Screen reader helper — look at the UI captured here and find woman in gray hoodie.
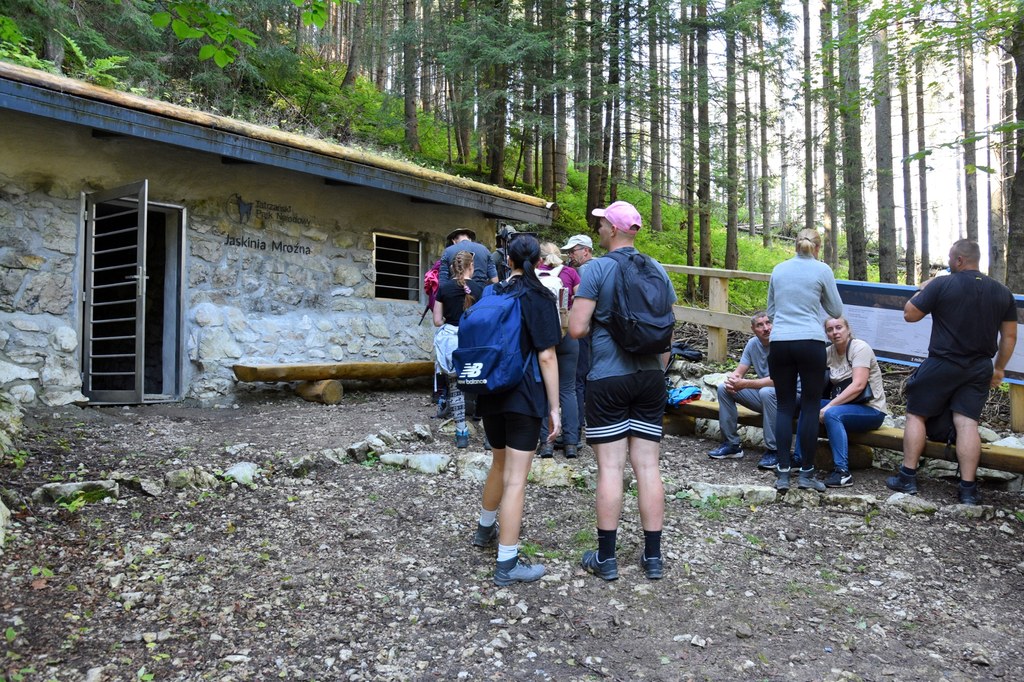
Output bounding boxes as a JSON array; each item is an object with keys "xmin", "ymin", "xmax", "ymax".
[{"xmin": 766, "ymin": 228, "xmax": 844, "ymax": 492}]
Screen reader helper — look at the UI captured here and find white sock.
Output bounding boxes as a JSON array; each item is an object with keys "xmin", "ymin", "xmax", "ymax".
[
  {"xmin": 479, "ymin": 508, "xmax": 497, "ymax": 527},
  {"xmin": 497, "ymin": 543, "xmax": 518, "ymax": 562}
]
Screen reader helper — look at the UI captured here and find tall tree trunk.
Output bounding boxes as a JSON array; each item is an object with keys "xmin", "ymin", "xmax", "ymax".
[
  {"xmin": 802, "ymin": 0, "xmax": 814, "ymax": 232},
  {"xmin": 1006, "ymin": 19, "xmax": 1024, "ymax": 294},
  {"xmin": 901, "ymin": 74, "xmax": 916, "ymax": 286},
  {"xmin": 837, "ymin": 0, "xmax": 866, "ymax": 280},
  {"xmin": 724, "ymin": 0, "xmax": 738, "ymax": 266},
  {"xmin": 402, "ymin": 0, "xmax": 421, "ymax": 153},
  {"xmin": 420, "ymin": 0, "xmax": 432, "ymax": 113},
  {"xmin": 779, "ymin": 94, "xmax": 789, "ymax": 229},
  {"xmin": 606, "ymin": 0, "xmax": 621, "ymax": 202},
  {"xmin": 915, "ymin": 29, "xmax": 931, "ymax": 282},
  {"xmin": 991, "ymin": 39, "xmax": 1013, "ymax": 283},
  {"xmin": 573, "ymin": 0, "xmax": 589, "ymax": 168},
  {"xmin": 873, "ymin": 28, "xmax": 896, "ymax": 282},
  {"xmin": 758, "ymin": 13, "xmax": 771, "ymax": 248},
  {"xmin": 340, "ymin": 0, "xmax": 366, "ymax": 90},
  {"xmin": 683, "ymin": 5, "xmax": 697, "ymax": 300},
  {"xmin": 698, "ymin": 0, "xmax": 711, "ymax": 298},
  {"xmin": 821, "ymin": 0, "xmax": 839, "ymax": 268},
  {"xmin": 586, "ymin": 0, "xmax": 607, "ymax": 221},
  {"xmin": 743, "ymin": 35, "xmax": 756, "ymax": 237},
  {"xmin": 648, "ymin": 3, "xmax": 663, "ymax": 231},
  {"xmin": 541, "ymin": 0, "xmax": 556, "ymax": 197},
  {"xmin": 962, "ymin": 1, "xmax": 978, "ymax": 242}
]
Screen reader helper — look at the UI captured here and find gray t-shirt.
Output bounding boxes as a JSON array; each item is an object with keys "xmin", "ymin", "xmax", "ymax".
[
  {"xmin": 576, "ymin": 247, "xmax": 677, "ymax": 381},
  {"xmin": 739, "ymin": 337, "xmax": 770, "ymax": 379}
]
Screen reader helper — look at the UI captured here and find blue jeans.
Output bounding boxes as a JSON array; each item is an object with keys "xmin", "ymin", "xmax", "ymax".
[
  {"xmin": 818, "ymin": 399, "xmax": 885, "ymax": 470},
  {"xmin": 540, "ymin": 333, "xmax": 580, "ymax": 445}
]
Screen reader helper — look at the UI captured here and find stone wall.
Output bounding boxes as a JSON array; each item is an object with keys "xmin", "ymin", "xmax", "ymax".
[{"xmin": 0, "ymin": 109, "xmax": 495, "ymax": 405}]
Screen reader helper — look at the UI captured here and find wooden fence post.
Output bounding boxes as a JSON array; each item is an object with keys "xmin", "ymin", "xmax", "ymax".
[{"xmin": 707, "ymin": 275, "xmax": 729, "ymax": 363}]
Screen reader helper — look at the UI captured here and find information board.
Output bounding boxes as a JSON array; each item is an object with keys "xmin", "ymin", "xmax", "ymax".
[{"xmin": 836, "ymin": 280, "xmax": 1024, "ymax": 383}]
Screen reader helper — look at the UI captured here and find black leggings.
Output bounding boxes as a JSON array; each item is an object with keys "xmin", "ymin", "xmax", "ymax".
[{"xmin": 768, "ymin": 340, "xmax": 827, "ymax": 470}]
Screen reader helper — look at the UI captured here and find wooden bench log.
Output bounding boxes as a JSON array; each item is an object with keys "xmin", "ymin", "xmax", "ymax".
[
  {"xmin": 295, "ymin": 380, "xmax": 344, "ymax": 405},
  {"xmin": 232, "ymin": 361, "xmax": 434, "ymax": 383},
  {"xmin": 664, "ymin": 399, "xmax": 1024, "ymax": 474}
]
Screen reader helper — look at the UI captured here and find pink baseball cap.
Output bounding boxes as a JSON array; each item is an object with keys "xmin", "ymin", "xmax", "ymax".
[{"xmin": 592, "ymin": 201, "xmax": 642, "ymax": 232}]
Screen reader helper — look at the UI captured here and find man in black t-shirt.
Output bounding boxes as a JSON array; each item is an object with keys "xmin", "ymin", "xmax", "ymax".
[{"xmin": 888, "ymin": 240, "xmax": 1018, "ymax": 505}]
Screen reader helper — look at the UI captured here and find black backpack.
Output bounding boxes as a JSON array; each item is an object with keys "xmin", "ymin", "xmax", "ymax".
[{"xmin": 600, "ymin": 250, "xmax": 675, "ymax": 355}]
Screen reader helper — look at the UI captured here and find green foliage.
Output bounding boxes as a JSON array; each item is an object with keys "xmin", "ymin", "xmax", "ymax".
[
  {"xmin": 57, "ymin": 31, "xmax": 128, "ymax": 87},
  {"xmin": 0, "ymin": 16, "xmax": 57, "ymax": 71}
]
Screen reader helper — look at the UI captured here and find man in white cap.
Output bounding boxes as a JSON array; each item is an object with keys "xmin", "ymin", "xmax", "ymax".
[
  {"xmin": 569, "ymin": 200, "xmax": 675, "ymax": 582},
  {"xmin": 561, "ymin": 233, "xmax": 596, "ymax": 449},
  {"xmin": 561, "ymin": 234, "xmax": 595, "ymax": 275}
]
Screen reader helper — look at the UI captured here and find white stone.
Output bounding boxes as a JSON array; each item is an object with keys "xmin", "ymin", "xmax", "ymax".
[
  {"xmin": 51, "ymin": 325, "xmax": 78, "ymax": 351},
  {"xmin": 0, "ymin": 360, "xmax": 38, "ymax": 383},
  {"xmin": 6, "ymin": 384, "xmax": 35, "ymax": 403},
  {"xmin": 0, "ymin": 498, "xmax": 10, "ymax": 547},
  {"xmin": 193, "ymin": 302, "xmax": 224, "ymax": 327},
  {"xmin": 992, "ymin": 436, "xmax": 1024, "ymax": 449}
]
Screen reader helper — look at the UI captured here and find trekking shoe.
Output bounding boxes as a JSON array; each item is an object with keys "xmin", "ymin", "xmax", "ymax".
[
  {"xmin": 708, "ymin": 442, "xmax": 744, "ymax": 460},
  {"xmin": 797, "ymin": 467, "xmax": 826, "ymax": 492},
  {"xmin": 581, "ymin": 549, "xmax": 619, "ymax": 581},
  {"xmin": 553, "ymin": 437, "xmax": 566, "ymax": 450},
  {"xmin": 885, "ymin": 466, "xmax": 918, "ymax": 495},
  {"xmin": 538, "ymin": 443, "xmax": 554, "ymax": 459},
  {"xmin": 824, "ymin": 469, "xmax": 853, "ymax": 488},
  {"xmin": 494, "ymin": 554, "xmax": 545, "ymax": 586},
  {"xmin": 757, "ymin": 451, "xmax": 779, "ymax": 470},
  {"xmin": 640, "ymin": 553, "xmax": 664, "ymax": 580},
  {"xmin": 472, "ymin": 522, "xmax": 498, "ymax": 547},
  {"xmin": 434, "ymin": 398, "xmax": 451, "ymax": 420},
  {"xmin": 564, "ymin": 444, "xmax": 578, "ymax": 459},
  {"xmin": 455, "ymin": 429, "xmax": 470, "ymax": 449},
  {"xmin": 958, "ymin": 482, "xmax": 981, "ymax": 506},
  {"xmin": 775, "ymin": 466, "xmax": 791, "ymax": 491}
]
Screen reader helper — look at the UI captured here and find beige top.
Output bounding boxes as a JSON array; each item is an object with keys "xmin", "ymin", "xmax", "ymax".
[{"xmin": 826, "ymin": 338, "xmax": 887, "ymax": 413}]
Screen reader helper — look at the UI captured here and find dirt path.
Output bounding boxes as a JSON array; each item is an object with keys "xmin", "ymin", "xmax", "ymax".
[{"xmin": 2, "ymin": 389, "xmax": 1023, "ymax": 681}]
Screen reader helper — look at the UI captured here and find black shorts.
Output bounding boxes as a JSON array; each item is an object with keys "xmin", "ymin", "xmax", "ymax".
[
  {"xmin": 905, "ymin": 356, "xmax": 993, "ymax": 421},
  {"xmin": 482, "ymin": 412, "xmax": 542, "ymax": 451},
  {"xmin": 585, "ymin": 370, "xmax": 666, "ymax": 444}
]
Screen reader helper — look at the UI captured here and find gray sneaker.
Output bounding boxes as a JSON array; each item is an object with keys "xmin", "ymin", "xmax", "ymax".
[
  {"xmin": 797, "ymin": 467, "xmax": 825, "ymax": 492},
  {"xmin": 472, "ymin": 522, "xmax": 498, "ymax": 547},
  {"xmin": 494, "ymin": 554, "xmax": 545, "ymax": 586},
  {"xmin": 580, "ymin": 549, "xmax": 619, "ymax": 581}
]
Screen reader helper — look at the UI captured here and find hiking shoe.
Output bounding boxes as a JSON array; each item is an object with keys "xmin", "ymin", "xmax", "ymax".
[
  {"xmin": 494, "ymin": 554, "xmax": 545, "ymax": 586},
  {"xmin": 434, "ymin": 399, "xmax": 451, "ymax": 420},
  {"xmin": 824, "ymin": 469, "xmax": 853, "ymax": 488},
  {"xmin": 538, "ymin": 443, "xmax": 554, "ymax": 458},
  {"xmin": 708, "ymin": 443, "xmax": 744, "ymax": 460},
  {"xmin": 757, "ymin": 451, "xmax": 779, "ymax": 470},
  {"xmin": 564, "ymin": 444, "xmax": 578, "ymax": 459},
  {"xmin": 472, "ymin": 522, "xmax": 498, "ymax": 547},
  {"xmin": 640, "ymin": 553, "xmax": 664, "ymax": 580},
  {"xmin": 958, "ymin": 482, "xmax": 981, "ymax": 506},
  {"xmin": 775, "ymin": 467, "xmax": 791, "ymax": 491},
  {"xmin": 797, "ymin": 467, "xmax": 825, "ymax": 492},
  {"xmin": 553, "ymin": 437, "xmax": 566, "ymax": 450},
  {"xmin": 580, "ymin": 549, "xmax": 619, "ymax": 581},
  {"xmin": 886, "ymin": 467, "xmax": 918, "ymax": 495},
  {"xmin": 455, "ymin": 429, "xmax": 470, "ymax": 449}
]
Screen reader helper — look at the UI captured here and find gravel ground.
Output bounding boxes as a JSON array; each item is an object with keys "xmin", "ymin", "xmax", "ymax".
[{"xmin": 2, "ymin": 383, "xmax": 1024, "ymax": 682}]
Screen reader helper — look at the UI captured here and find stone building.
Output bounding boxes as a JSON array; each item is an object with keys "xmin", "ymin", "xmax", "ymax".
[{"xmin": 0, "ymin": 62, "xmax": 553, "ymax": 406}]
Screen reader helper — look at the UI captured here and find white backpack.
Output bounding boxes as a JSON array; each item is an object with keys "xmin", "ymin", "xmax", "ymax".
[{"xmin": 537, "ymin": 266, "xmax": 569, "ymax": 333}]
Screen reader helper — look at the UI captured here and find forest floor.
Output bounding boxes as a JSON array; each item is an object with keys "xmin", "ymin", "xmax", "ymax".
[{"xmin": 3, "ymin": 332, "xmax": 1024, "ymax": 681}]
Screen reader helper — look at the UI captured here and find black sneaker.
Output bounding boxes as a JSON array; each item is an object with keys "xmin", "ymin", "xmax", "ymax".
[
  {"xmin": 886, "ymin": 467, "xmax": 918, "ymax": 495},
  {"xmin": 640, "ymin": 553, "xmax": 664, "ymax": 580},
  {"xmin": 580, "ymin": 549, "xmax": 618, "ymax": 581},
  {"xmin": 824, "ymin": 469, "xmax": 853, "ymax": 488},
  {"xmin": 472, "ymin": 522, "xmax": 498, "ymax": 547},
  {"xmin": 958, "ymin": 482, "xmax": 981, "ymax": 506}
]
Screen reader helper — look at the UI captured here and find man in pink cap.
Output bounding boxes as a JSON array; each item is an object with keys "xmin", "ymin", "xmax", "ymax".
[{"xmin": 569, "ymin": 200, "xmax": 675, "ymax": 582}]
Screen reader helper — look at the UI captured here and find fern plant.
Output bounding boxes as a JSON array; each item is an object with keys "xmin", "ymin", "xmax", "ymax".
[
  {"xmin": 0, "ymin": 16, "xmax": 57, "ymax": 72},
  {"xmin": 57, "ymin": 31, "xmax": 127, "ymax": 88}
]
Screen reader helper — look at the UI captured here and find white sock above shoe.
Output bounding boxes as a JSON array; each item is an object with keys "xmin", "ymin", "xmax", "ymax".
[{"xmin": 497, "ymin": 543, "xmax": 518, "ymax": 562}]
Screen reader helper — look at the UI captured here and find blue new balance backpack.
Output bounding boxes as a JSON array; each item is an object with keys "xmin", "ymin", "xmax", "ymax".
[{"xmin": 454, "ymin": 284, "xmax": 538, "ymax": 394}]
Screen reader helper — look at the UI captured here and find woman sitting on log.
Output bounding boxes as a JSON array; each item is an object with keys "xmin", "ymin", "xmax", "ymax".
[{"xmin": 433, "ymin": 250, "xmax": 483, "ymax": 448}]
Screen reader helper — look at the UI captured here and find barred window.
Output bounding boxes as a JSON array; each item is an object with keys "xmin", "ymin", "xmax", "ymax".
[{"xmin": 374, "ymin": 233, "xmax": 422, "ymax": 301}]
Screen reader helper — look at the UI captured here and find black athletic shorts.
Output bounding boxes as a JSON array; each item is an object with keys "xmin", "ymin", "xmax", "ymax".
[
  {"xmin": 482, "ymin": 411, "xmax": 543, "ymax": 452},
  {"xmin": 905, "ymin": 356, "xmax": 993, "ymax": 422},
  {"xmin": 585, "ymin": 370, "xmax": 666, "ymax": 444}
]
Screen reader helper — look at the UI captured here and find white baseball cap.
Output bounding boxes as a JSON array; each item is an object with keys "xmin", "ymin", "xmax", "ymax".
[{"xmin": 561, "ymin": 234, "xmax": 594, "ymax": 251}]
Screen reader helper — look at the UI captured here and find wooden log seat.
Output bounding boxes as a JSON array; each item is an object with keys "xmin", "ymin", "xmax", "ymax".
[
  {"xmin": 232, "ymin": 361, "xmax": 434, "ymax": 404},
  {"xmin": 664, "ymin": 399, "xmax": 1024, "ymax": 474}
]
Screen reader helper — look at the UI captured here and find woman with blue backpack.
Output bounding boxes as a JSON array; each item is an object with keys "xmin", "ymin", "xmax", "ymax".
[{"xmin": 464, "ymin": 234, "xmax": 562, "ymax": 586}]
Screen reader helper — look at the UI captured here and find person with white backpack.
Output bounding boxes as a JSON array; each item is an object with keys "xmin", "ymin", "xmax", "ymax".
[{"xmin": 535, "ymin": 242, "xmax": 582, "ymax": 458}]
